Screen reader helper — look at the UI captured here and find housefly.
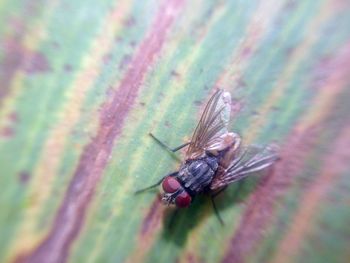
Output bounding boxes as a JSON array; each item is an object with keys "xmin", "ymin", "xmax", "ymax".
[{"xmin": 136, "ymin": 89, "xmax": 278, "ymax": 224}]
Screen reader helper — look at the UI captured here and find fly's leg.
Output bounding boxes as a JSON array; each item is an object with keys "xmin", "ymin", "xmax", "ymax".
[
  {"xmin": 135, "ymin": 171, "xmax": 178, "ymax": 194},
  {"xmin": 134, "ymin": 177, "xmax": 164, "ymax": 195},
  {"xmin": 209, "ymin": 181, "xmax": 245, "ymax": 224},
  {"xmin": 210, "ymin": 186, "xmax": 227, "ymax": 225},
  {"xmin": 149, "ymin": 133, "xmax": 190, "ymax": 153},
  {"xmin": 136, "ymin": 131, "xmax": 186, "ymax": 194},
  {"xmin": 211, "ymin": 186, "xmax": 227, "ymax": 198},
  {"xmin": 211, "ymin": 196, "xmax": 224, "ymax": 226}
]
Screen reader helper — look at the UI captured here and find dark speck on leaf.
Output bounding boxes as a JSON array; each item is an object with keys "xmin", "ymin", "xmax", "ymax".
[
  {"xmin": 119, "ymin": 54, "xmax": 132, "ymax": 70},
  {"xmin": 286, "ymin": 0, "xmax": 298, "ymax": 10},
  {"xmin": 63, "ymin": 64, "xmax": 73, "ymax": 72},
  {"xmin": 18, "ymin": 171, "xmax": 30, "ymax": 185},
  {"xmin": 170, "ymin": 70, "xmax": 180, "ymax": 78},
  {"xmin": 124, "ymin": 16, "xmax": 135, "ymax": 27},
  {"xmin": 103, "ymin": 53, "xmax": 113, "ymax": 64},
  {"xmin": 105, "ymin": 86, "xmax": 114, "ymax": 97},
  {"xmin": 115, "ymin": 36, "xmax": 123, "ymax": 42},
  {"xmin": 51, "ymin": 41, "xmax": 60, "ymax": 49},
  {"xmin": 194, "ymin": 100, "xmax": 202, "ymax": 106},
  {"xmin": 236, "ymin": 77, "xmax": 247, "ymax": 88}
]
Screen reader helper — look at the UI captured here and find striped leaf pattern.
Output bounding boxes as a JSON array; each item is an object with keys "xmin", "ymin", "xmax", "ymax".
[{"xmin": 0, "ymin": 0, "xmax": 350, "ymax": 262}]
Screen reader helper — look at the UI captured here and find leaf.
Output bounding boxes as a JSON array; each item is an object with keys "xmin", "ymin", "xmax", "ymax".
[{"xmin": 0, "ymin": 0, "xmax": 350, "ymax": 263}]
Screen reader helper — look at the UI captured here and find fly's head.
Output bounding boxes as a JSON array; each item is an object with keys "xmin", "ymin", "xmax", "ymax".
[{"xmin": 161, "ymin": 176, "xmax": 192, "ymax": 208}]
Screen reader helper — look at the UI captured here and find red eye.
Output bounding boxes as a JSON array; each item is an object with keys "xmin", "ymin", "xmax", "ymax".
[
  {"xmin": 162, "ymin": 176, "xmax": 180, "ymax": 193},
  {"xmin": 175, "ymin": 191, "xmax": 192, "ymax": 208}
]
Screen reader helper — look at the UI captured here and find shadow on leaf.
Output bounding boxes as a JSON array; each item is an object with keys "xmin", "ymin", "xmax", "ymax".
[{"xmin": 160, "ymin": 175, "xmax": 260, "ymax": 247}]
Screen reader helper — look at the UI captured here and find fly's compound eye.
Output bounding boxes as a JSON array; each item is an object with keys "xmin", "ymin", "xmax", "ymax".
[
  {"xmin": 175, "ymin": 191, "xmax": 192, "ymax": 208},
  {"xmin": 162, "ymin": 176, "xmax": 180, "ymax": 193}
]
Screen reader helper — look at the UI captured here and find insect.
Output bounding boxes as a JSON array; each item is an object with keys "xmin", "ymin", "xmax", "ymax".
[{"xmin": 136, "ymin": 89, "xmax": 278, "ymax": 224}]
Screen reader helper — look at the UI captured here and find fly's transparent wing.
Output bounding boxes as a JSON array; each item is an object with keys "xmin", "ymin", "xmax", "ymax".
[
  {"xmin": 210, "ymin": 145, "xmax": 279, "ymax": 190},
  {"xmin": 186, "ymin": 89, "xmax": 232, "ymax": 159}
]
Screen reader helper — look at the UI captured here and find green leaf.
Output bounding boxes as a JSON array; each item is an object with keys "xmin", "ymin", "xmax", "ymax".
[{"xmin": 1, "ymin": 0, "xmax": 350, "ymax": 262}]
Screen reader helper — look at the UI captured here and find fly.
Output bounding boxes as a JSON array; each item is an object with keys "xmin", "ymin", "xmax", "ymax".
[{"xmin": 136, "ymin": 89, "xmax": 279, "ymax": 224}]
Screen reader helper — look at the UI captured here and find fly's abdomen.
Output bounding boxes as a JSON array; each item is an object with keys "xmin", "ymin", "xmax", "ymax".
[{"xmin": 178, "ymin": 157, "xmax": 218, "ymax": 194}]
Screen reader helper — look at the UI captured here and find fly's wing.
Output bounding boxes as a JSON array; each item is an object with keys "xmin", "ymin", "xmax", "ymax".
[
  {"xmin": 210, "ymin": 145, "xmax": 279, "ymax": 190},
  {"xmin": 186, "ymin": 89, "xmax": 233, "ymax": 159}
]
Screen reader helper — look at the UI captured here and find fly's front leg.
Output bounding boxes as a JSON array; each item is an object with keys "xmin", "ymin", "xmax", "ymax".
[
  {"xmin": 149, "ymin": 133, "xmax": 190, "ymax": 153},
  {"xmin": 136, "ymin": 132, "xmax": 186, "ymax": 195},
  {"xmin": 135, "ymin": 171, "xmax": 178, "ymax": 194}
]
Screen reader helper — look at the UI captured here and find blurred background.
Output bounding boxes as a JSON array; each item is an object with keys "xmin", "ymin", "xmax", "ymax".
[{"xmin": 0, "ymin": 0, "xmax": 350, "ymax": 262}]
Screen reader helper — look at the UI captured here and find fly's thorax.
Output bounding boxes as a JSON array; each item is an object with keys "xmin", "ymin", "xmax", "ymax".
[{"xmin": 177, "ymin": 156, "xmax": 219, "ymax": 194}]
